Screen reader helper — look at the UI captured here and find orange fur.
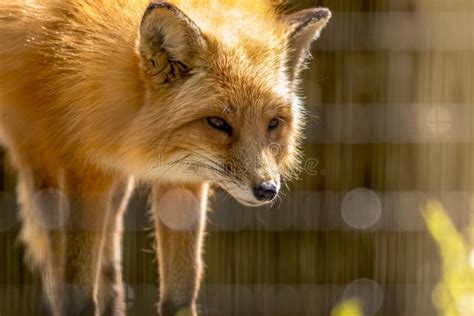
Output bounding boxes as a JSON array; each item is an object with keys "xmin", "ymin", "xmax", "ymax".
[{"xmin": 0, "ymin": 1, "xmax": 330, "ymax": 315}]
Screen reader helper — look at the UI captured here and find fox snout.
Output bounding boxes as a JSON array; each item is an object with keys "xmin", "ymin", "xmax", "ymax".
[
  {"xmin": 251, "ymin": 161, "xmax": 281, "ymax": 203},
  {"xmin": 218, "ymin": 154, "xmax": 282, "ymax": 206},
  {"xmin": 253, "ymin": 181, "xmax": 279, "ymax": 202},
  {"xmin": 219, "ymin": 177, "xmax": 280, "ymax": 207}
]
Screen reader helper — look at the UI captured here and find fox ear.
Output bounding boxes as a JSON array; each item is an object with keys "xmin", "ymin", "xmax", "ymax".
[
  {"xmin": 138, "ymin": 1, "xmax": 207, "ymax": 83},
  {"xmin": 285, "ymin": 8, "xmax": 331, "ymax": 82}
]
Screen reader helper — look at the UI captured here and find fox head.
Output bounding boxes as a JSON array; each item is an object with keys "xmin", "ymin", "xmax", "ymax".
[{"xmin": 130, "ymin": 1, "xmax": 330, "ymax": 206}]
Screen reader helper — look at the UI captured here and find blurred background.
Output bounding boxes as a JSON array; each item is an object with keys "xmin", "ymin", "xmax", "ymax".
[{"xmin": 1, "ymin": 0, "xmax": 473, "ymax": 315}]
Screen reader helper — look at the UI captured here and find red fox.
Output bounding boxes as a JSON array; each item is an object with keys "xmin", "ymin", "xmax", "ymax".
[{"xmin": 0, "ymin": 0, "xmax": 330, "ymax": 315}]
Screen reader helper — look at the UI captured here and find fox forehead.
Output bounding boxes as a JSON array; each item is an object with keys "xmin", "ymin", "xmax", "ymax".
[
  {"xmin": 201, "ymin": 49, "xmax": 293, "ymax": 111},
  {"xmin": 186, "ymin": 68, "xmax": 293, "ymax": 122},
  {"xmin": 168, "ymin": 45, "xmax": 292, "ymax": 116}
]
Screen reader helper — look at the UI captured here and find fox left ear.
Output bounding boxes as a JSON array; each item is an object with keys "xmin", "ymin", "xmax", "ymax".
[
  {"xmin": 138, "ymin": 1, "xmax": 207, "ymax": 84},
  {"xmin": 285, "ymin": 8, "xmax": 331, "ymax": 82}
]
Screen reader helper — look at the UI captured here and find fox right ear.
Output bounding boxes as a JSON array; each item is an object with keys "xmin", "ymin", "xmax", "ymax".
[
  {"xmin": 285, "ymin": 8, "xmax": 331, "ymax": 83},
  {"xmin": 138, "ymin": 1, "xmax": 207, "ymax": 84}
]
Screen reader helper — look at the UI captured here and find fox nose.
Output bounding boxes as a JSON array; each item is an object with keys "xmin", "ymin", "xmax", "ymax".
[{"xmin": 253, "ymin": 182, "xmax": 278, "ymax": 201}]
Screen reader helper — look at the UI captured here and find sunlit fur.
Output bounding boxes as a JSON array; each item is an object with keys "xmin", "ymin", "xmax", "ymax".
[{"xmin": 0, "ymin": 0, "xmax": 330, "ymax": 314}]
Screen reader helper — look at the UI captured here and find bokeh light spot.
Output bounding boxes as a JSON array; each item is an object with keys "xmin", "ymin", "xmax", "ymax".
[
  {"xmin": 341, "ymin": 188, "xmax": 382, "ymax": 229},
  {"xmin": 157, "ymin": 189, "xmax": 199, "ymax": 231},
  {"xmin": 426, "ymin": 106, "xmax": 453, "ymax": 136},
  {"xmin": 343, "ymin": 279, "xmax": 384, "ymax": 316},
  {"xmin": 33, "ymin": 188, "xmax": 70, "ymax": 229}
]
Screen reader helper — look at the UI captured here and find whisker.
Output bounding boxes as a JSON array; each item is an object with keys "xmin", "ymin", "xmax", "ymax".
[
  {"xmin": 173, "ymin": 160, "xmax": 241, "ymax": 187},
  {"xmin": 152, "ymin": 142, "xmax": 227, "ymax": 173},
  {"xmin": 151, "ymin": 141, "xmax": 244, "ymax": 182},
  {"xmin": 152, "ymin": 153, "xmax": 192, "ymax": 182}
]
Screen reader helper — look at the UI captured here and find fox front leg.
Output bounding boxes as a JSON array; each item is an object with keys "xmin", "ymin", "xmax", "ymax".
[
  {"xmin": 151, "ymin": 183, "xmax": 209, "ymax": 316},
  {"xmin": 60, "ymin": 170, "xmax": 117, "ymax": 315},
  {"xmin": 96, "ymin": 177, "xmax": 135, "ymax": 316}
]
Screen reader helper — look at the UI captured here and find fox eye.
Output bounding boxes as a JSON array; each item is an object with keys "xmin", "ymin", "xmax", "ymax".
[
  {"xmin": 268, "ymin": 118, "xmax": 280, "ymax": 131},
  {"xmin": 206, "ymin": 117, "xmax": 232, "ymax": 135}
]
